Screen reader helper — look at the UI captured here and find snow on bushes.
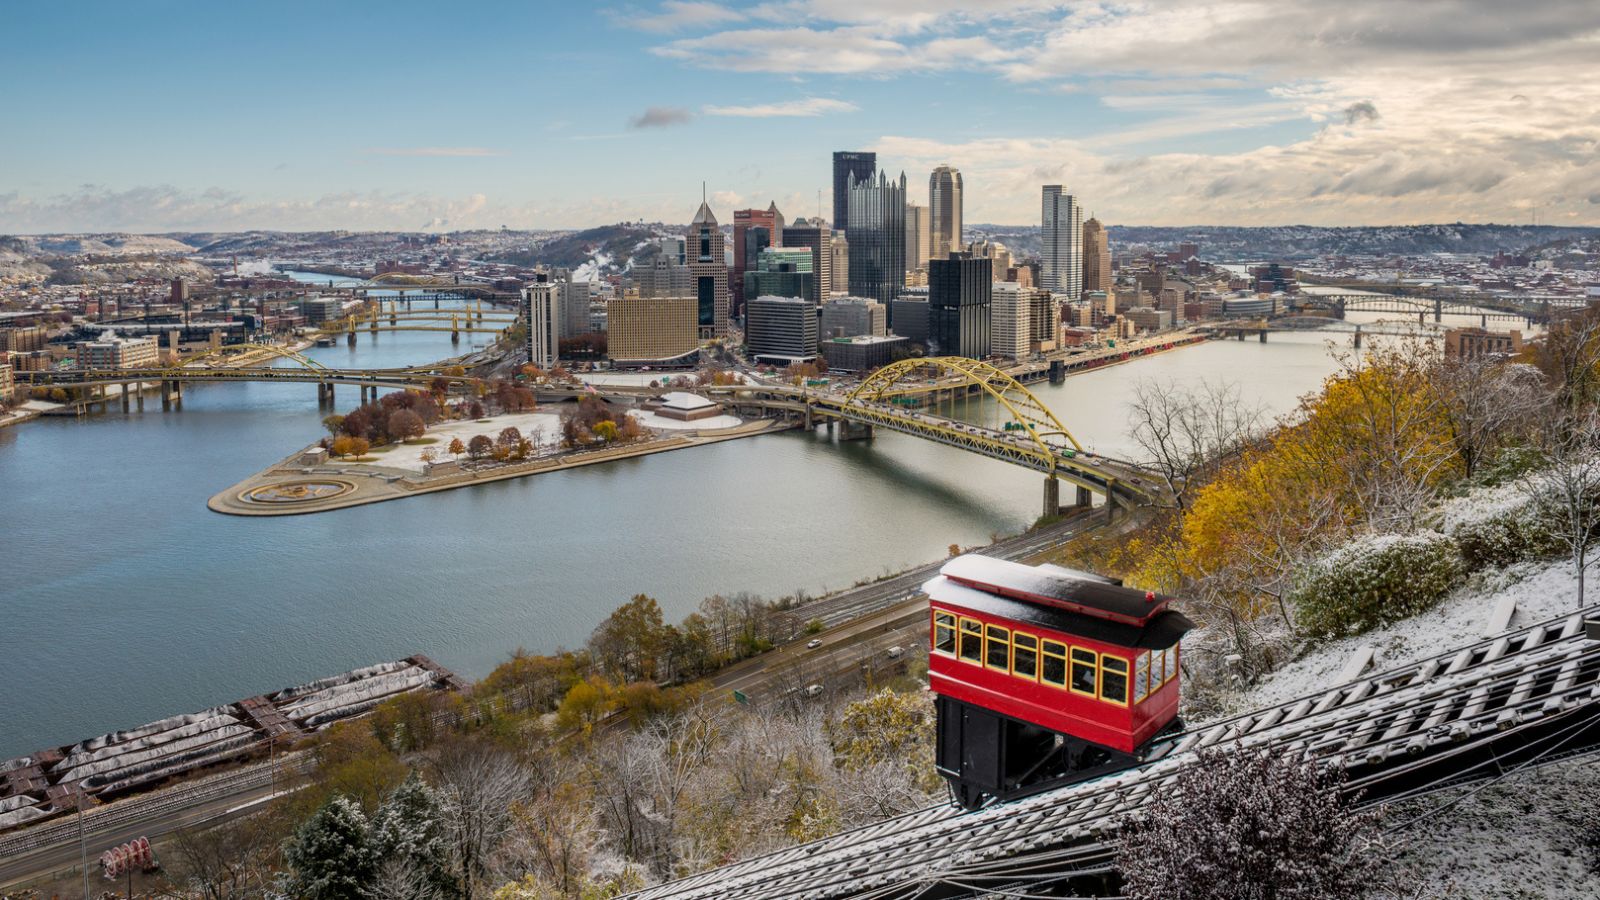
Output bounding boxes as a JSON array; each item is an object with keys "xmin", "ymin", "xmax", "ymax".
[
  {"xmin": 1289, "ymin": 532, "xmax": 1465, "ymax": 643},
  {"xmin": 1434, "ymin": 483, "xmax": 1562, "ymax": 571}
]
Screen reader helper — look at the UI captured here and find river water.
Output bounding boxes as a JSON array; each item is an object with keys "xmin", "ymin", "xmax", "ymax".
[{"xmin": 0, "ymin": 277, "xmax": 1521, "ymax": 756}]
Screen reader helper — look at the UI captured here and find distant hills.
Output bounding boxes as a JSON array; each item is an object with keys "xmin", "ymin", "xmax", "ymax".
[{"xmin": 972, "ymin": 223, "xmax": 1600, "ymax": 262}]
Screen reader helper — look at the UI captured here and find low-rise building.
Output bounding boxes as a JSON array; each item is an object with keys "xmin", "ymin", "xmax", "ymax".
[
  {"xmin": 819, "ymin": 297, "xmax": 886, "ymax": 338},
  {"xmin": 819, "ymin": 334, "xmax": 909, "ymax": 372},
  {"xmin": 1, "ymin": 325, "xmax": 49, "ymax": 353},
  {"xmin": 0, "ymin": 355, "xmax": 13, "ymax": 405},
  {"xmin": 77, "ymin": 331, "xmax": 160, "ymax": 368},
  {"xmin": 607, "ymin": 296, "xmax": 700, "ymax": 366},
  {"xmin": 1445, "ymin": 327, "xmax": 1524, "ymax": 359},
  {"xmin": 651, "ymin": 391, "xmax": 726, "ymax": 422},
  {"xmin": 745, "ymin": 295, "xmax": 818, "ymax": 363},
  {"xmin": 1124, "ymin": 307, "xmax": 1173, "ymax": 333}
]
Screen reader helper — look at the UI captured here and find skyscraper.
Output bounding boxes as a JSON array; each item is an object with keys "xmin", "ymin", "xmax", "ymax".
[
  {"xmin": 846, "ymin": 169, "xmax": 907, "ymax": 313},
  {"xmin": 687, "ymin": 201, "xmax": 729, "ymax": 338},
  {"xmin": 522, "ymin": 283, "xmax": 557, "ymax": 370},
  {"xmin": 905, "ymin": 203, "xmax": 929, "ymax": 272},
  {"xmin": 928, "ymin": 252, "xmax": 990, "ymax": 359},
  {"xmin": 1082, "ymin": 216, "xmax": 1111, "ymax": 294},
  {"xmin": 929, "ymin": 165, "xmax": 964, "ymax": 260},
  {"xmin": 832, "ymin": 151, "xmax": 877, "ymax": 231},
  {"xmin": 990, "ymin": 282, "xmax": 1030, "ymax": 361},
  {"xmin": 732, "ymin": 204, "xmax": 784, "ymax": 314},
  {"xmin": 1041, "ymin": 186, "xmax": 1084, "ymax": 300},
  {"xmin": 831, "ymin": 233, "xmax": 849, "ymax": 294},
  {"xmin": 781, "ymin": 217, "xmax": 832, "ymax": 303}
]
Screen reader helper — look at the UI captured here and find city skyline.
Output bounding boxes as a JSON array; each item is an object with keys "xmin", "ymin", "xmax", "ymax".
[{"xmin": 4, "ymin": 1, "xmax": 1599, "ymax": 233}]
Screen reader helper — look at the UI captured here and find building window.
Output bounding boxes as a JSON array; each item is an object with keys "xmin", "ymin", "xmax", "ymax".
[
  {"xmin": 1070, "ymin": 648, "xmax": 1098, "ymax": 696},
  {"xmin": 1041, "ymin": 640, "xmax": 1067, "ymax": 687},
  {"xmin": 1012, "ymin": 632, "xmax": 1038, "ymax": 680},
  {"xmin": 697, "ymin": 276, "xmax": 716, "ymax": 328},
  {"xmin": 958, "ymin": 619, "xmax": 983, "ymax": 663},
  {"xmin": 933, "ymin": 611, "xmax": 956, "ymax": 656},
  {"xmin": 1134, "ymin": 651, "xmax": 1150, "ymax": 702},
  {"xmin": 985, "ymin": 625, "xmax": 1010, "ymax": 670},
  {"xmin": 1099, "ymin": 655, "xmax": 1129, "ymax": 706}
]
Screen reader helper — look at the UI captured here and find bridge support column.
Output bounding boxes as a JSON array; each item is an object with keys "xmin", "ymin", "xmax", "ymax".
[
  {"xmin": 1237, "ymin": 331, "xmax": 1246, "ymax": 341},
  {"xmin": 1259, "ymin": 330, "xmax": 1267, "ymax": 343},
  {"xmin": 347, "ymin": 331, "xmax": 357, "ymax": 347},
  {"xmin": 1353, "ymin": 327, "xmax": 1363, "ymax": 349},
  {"xmin": 1043, "ymin": 477, "xmax": 1060, "ymax": 519},
  {"xmin": 136, "ymin": 384, "xmax": 144, "ymax": 412},
  {"xmin": 839, "ymin": 420, "xmax": 873, "ymax": 441},
  {"xmin": 1075, "ymin": 485, "xmax": 1092, "ymax": 508},
  {"xmin": 121, "ymin": 385, "xmax": 130, "ymax": 413},
  {"xmin": 161, "ymin": 380, "xmax": 172, "ymax": 411}
]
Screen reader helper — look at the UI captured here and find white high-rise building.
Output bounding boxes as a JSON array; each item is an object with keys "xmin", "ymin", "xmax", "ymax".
[
  {"xmin": 990, "ymin": 282, "xmax": 1031, "ymax": 361},
  {"xmin": 523, "ymin": 283, "xmax": 558, "ymax": 370},
  {"xmin": 929, "ymin": 166, "xmax": 963, "ymax": 260},
  {"xmin": 1041, "ymin": 185, "xmax": 1084, "ymax": 300}
]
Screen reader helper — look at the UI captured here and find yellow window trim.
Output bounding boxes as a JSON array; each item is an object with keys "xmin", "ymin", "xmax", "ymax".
[
  {"xmin": 1040, "ymin": 638, "xmax": 1068, "ymax": 688},
  {"xmin": 1098, "ymin": 654, "xmax": 1130, "ymax": 707},
  {"xmin": 1068, "ymin": 647, "xmax": 1098, "ymax": 698},
  {"xmin": 931, "ymin": 609, "xmax": 957, "ymax": 657},
  {"xmin": 984, "ymin": 624, "xmax": 1011, "ymax": 671},
  {"xmin": 958, "ymin": 617, "xmax": 983, "ymax": 664},
  {"xmin": 1011, "ymin": 630, "xmax": 1039, "ymax": 681}
]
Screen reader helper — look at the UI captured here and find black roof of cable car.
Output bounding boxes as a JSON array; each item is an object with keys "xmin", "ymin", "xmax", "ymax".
[
  {"xmin": 941, "ymin": 555, "xmax": 1169, "ymax": 623},
  {"xmin": 926, "ymin": 576, "xmax": 1193, "ymax": 650}
]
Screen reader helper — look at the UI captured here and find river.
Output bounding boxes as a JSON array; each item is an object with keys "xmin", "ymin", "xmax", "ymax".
[{"xmin": 0, "ymin": 278, "xmax": 1525, "ymax": 756}]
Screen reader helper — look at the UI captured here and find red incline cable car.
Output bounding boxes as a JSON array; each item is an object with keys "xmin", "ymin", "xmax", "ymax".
[{"xmin": 926, "ymin": 554, "xmax": 1194, "ymax": 809}]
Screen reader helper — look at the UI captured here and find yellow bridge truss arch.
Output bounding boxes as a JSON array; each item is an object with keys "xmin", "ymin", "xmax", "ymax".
[
  {"xmin": 180, "ymin": 343, "xmax": 329, "ymax": 373},
  {"xmin": 845, "ymin": 356, "xmax": 1083, "ymax": 453}
]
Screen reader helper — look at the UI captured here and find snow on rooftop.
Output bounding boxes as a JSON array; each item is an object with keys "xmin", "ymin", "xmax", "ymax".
[{"xmin": 659, "ymin": 391, "xmax": 715, "ymax": 410}]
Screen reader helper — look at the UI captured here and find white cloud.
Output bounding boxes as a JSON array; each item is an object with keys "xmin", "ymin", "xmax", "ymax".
[{"xmin": 703, "ymin": 97, "xmax": 858, "ymax": 117}]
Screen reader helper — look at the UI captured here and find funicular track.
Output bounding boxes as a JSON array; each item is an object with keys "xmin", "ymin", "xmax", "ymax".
[{"xmin": 630, "ymin": 604, "xmax": 1600, "ymax": 900}]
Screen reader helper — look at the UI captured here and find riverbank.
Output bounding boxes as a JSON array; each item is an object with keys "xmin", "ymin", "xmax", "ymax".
[{"xmin": 208, "ymin": 416, "xmax": 793, "ymax": 516}]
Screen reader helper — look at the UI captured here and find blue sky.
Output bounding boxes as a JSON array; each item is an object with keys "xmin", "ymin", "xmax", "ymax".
[{"xmin": 4, "ymin": 1, "xmax": 1598, "ymax": 232}]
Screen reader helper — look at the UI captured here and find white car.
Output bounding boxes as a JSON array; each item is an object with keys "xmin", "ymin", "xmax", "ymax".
[
  {"xmin": 806, "ymin": 638, "xmax": 823, "ymax": 649},
  {"xmin": 803, "ymin": 684, "xmax": 824, "ymax": 697}
]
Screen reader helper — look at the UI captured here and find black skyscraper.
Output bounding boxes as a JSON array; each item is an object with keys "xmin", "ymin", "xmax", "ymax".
[
  {"xmin": 832, "ymin": 151, "xmax": 876, "ymax": 231},
  {"xmin": 929, "ymin": 252, "xmax": 991, "ymax": 360},
  {"xmin": 846, "ymin": 169, "xmax": 907, "ymax": 318}
]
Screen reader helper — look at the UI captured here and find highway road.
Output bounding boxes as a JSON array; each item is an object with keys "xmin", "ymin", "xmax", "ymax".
[{"xmin": 0, "ymin": 509, "xmax": 1106, "ymax": 892}]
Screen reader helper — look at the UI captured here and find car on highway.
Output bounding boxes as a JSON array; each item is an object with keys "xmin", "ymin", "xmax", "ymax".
[{"xmin": 806, "ymin": 638, "xmax": 823, "ymax": 649}]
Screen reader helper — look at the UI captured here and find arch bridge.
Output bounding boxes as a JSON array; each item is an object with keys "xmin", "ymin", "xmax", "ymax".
[{"xmin": 800, "ymin": 357, "xmax": 1163, "ymax": 514}]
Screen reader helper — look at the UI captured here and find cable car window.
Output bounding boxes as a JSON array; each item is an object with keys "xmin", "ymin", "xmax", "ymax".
[
  {"xmin": 1134, "ymin": 652, "xmax": 1150, "ymax": 702},
  {"xmin": 1070, "ymin": 648, "xmax": 1098, "ymax": 696},
  {"xmin": 1041, "ymin": 640, "xmax": 1067, "ymax": 686},
  {"xmin": 986, "ymin": 625, "xmax": 1011, "ymax": 669},
  {"xmin": 1100, "ymin": 655, "xmax": 1129, "ymax": 705},
  {"xmin": 1012, "ymin": 633, "xmax": 1038, "ymax": 680},
  {"xmin": 1165, "ymin": 645, "xmax": 1180, "ymax": 683},
  {"xmin": 933, "ymin": 611, "xmax": 956, "ymax": 656},
  {"xmin": 959, "ymin": 619, "xmax": 983, "ymax": 663}
]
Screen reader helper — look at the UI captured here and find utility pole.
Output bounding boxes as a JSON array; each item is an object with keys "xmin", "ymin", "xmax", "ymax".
[{"xmin": 77, "ymin": 791, "xmax": 88, "ymax": 900}]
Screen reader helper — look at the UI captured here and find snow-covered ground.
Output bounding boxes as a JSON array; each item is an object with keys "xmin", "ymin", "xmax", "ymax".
[
  {"xmin": 1230, "ymin": 557, "xmax": 1590, "ymax": 713},
  {"xmin": 1220, "ymin": 555, "xmax": 1600, "ymax": 896},
  {"xmin": 343, "ymin": 412, "xmax": 561, "ymax": 473}
]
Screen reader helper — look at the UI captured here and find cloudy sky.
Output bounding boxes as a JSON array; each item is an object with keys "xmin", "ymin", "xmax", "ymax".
[{"xmin": 3, "ymin": 0, "xmax": 1597, "ymax": 232}]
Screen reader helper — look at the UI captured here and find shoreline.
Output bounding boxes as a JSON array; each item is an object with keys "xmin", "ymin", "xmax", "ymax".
[{"xmin": 207, "ymin": 417, "xmax": 794, "ymax": 516}]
